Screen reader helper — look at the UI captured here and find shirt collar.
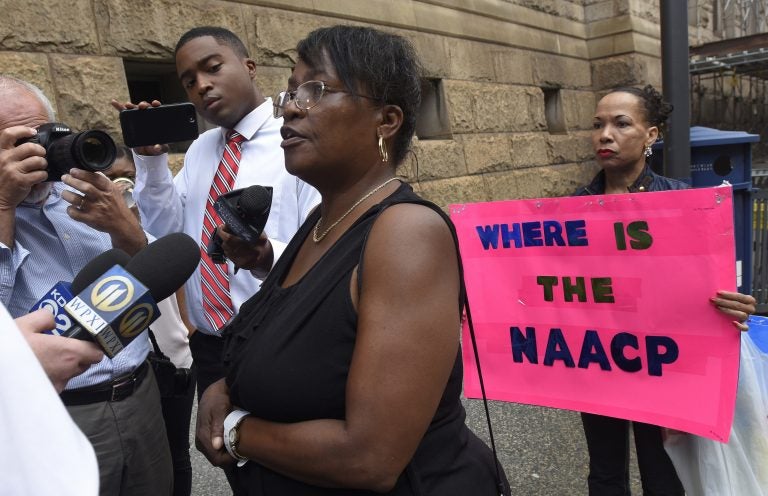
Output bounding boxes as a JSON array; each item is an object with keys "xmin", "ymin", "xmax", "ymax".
[
  {"xmin": 584, "ymin": 163, "xmax": 655, "ymax": 195},
  {"xmin": 221, "ymin": 97, "xmax": 274, "ymax": 142}
]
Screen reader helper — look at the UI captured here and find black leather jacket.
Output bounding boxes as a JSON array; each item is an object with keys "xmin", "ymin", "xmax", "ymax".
[{"xmin": 575, "ymin": 164, "xmax": 690, "ymax": 195}]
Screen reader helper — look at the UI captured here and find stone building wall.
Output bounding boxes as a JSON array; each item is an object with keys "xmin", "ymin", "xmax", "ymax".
[{"xmin": 0, "ymin": 0, "xmax": 725, "ymax": 207}]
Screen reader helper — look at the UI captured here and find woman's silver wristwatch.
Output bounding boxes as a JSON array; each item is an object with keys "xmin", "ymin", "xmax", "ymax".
[{"xmin": 223, "ymin": 409, "xmax": 250, "ymax": 467}]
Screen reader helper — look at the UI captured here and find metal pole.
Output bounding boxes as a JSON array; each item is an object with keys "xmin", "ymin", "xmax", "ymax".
[{"xmin": 660, "ymin": 0, "xmax": 691, "ymax": 181}]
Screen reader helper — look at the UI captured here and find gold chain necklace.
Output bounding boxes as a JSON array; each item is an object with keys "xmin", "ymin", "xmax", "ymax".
[{"xmin": 313, "ymin": 177, "xmax": 399, "ymax": 243}]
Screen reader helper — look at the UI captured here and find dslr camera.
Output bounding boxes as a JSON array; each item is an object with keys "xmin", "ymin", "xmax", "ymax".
[{"xmin": 16, "ymin": 123, "xmax": 117, "ymax": 182}]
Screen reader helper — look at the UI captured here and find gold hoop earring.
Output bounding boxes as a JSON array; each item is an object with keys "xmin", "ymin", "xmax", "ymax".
[{"xmin": 378, "ymin": 131, "xmax": 389, "ymax": 163}]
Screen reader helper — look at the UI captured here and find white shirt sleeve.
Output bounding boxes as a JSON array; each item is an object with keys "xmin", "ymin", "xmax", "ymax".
[
  {"xmin": 151, "ymin": 294, "xmax": 193, "ymax": 369},
  {"xmin": 255, "ymin": 175, "xmax": 320, "ymax": 278},
  {"xmin": 0, "ymin": 304, "xmax": 99, "ymax": 496},
  {"xmin": 132, "ymin": 151, "xmax": 185, "ymax": 237}
]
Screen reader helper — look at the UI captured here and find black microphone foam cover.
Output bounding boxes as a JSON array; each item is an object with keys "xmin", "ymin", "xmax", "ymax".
[
  {"xmin": 124, "ymin": 232, "xmax": 201, "ymax": 302},
  {"xmin": 238, "ymin": 185, "xmax": 271, "ymax": 230},
  {"xmin": 238, "ymin": 185, "xmax": 271, "ymax": 216},
  {"xmin": 71, "ymin": 248, "xmax": 131, "ymax": 293}
]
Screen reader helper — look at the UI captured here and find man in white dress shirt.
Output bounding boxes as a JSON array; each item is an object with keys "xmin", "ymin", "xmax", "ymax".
[{"xmin": 114, "ymin": 27, "xmax": 319, "ymax": 404}]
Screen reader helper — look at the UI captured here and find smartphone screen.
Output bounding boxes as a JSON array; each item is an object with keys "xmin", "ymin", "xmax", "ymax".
[{"xmin": 120, "ymin": 102, "xmax": 199, "ymax": 148}]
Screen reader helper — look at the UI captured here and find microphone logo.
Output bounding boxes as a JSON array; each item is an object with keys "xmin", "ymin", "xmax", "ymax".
[
  {"xmin": 119, "ymin": 303, "xmax": 155, "ymax": 338},
  {"xmin": 64, "ymin": 263, "xmax": 166, "ymax": 358},
  {"xmin": 91, "ymin": 276, "xmax": 135, "ymax": 312},
  {"xmin": 39, "ymin": 298, "xmax": 73, "ymax": 334}
]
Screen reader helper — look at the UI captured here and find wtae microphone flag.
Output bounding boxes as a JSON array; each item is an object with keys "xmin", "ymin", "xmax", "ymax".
[
  {"xmin": 64, "ymin": 265, "xmax": 159, "ymax": 358},
  {"xmin": 29, "ymin": 282, "xmax": 74, "ymax": 336}
]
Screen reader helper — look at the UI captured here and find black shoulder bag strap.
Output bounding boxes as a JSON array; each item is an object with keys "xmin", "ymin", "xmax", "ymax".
[
  {"xmin": 465, "ymin": 294, "xmax": 507, "ymax": 496},
  {"xmin": 147, "ymin": 328, "xmax": 170, "ymax": 361}
]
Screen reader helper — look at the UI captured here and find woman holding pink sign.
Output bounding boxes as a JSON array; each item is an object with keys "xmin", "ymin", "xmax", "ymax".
[{"xmin": 576, "ymin": 85, "xmax": 756, "ymax": 496}]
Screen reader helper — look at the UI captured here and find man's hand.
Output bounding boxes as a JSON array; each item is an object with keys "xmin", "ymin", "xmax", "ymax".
[
  {"xmin": 60, "ymin": 169, "xmax": 146, "ymax": 255},
  {"xmin": 0, "ymin": 126, "xmax": 47, "ymax": 210},
  {"xmin": 110, "ymin": 99, "xmax": 169, "ymax": 156},
  {"xmin": 17, "ymin": 309, "xmax": 104, "ymax": 392},
  {"xmin": 218, "ymin": 226, "xmax": 274, "ymax": 279},
  {"xmin": 195, "ymin": 378, "xmax": 235, "ymax": 466}
]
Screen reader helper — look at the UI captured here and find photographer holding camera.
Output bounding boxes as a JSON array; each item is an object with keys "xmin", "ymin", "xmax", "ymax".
[{"xmin": 0, "ymin": 75, "xmax": 172, "ymax": 496}]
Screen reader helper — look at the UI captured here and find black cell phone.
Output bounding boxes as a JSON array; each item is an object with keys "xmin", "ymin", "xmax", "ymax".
[{"xmin": 119, "ymin": 102, "xmax": 199, "ymax": 147}]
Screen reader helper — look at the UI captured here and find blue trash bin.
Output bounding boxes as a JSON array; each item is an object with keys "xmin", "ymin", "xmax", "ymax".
[{"xmin": 651, "ymin": 126, "xmax": 760, "ymax": 294}]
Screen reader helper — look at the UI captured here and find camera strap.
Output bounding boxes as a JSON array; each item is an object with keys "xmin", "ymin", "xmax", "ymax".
[{"xmin": 147, "ymin": 328, "xmax": 171, "ymax": 362}]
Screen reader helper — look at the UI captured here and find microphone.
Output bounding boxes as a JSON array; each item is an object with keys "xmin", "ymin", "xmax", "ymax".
[
  {"xmin": 72, "ymin": 249, "xmax": 133, "ymax": 293},
  {"xmin": 30, "ymin": 248, "xmax": 131, "ymax": 336},
  {"xmin": 124, "ymin": 232, "xmax": 201, "ymax": 302},
  {"xmin": 62, "ymin": 233, "xmax": 200, "ymax": 357},
  {"xmin": 207, "ymin": 185, "xmax": 272, "ymax": 263}
]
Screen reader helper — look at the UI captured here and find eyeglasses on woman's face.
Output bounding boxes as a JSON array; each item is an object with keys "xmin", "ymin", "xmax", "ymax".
[{"xmin": 272, "ymin": 80, "xmax": 378, "ymax": 118}]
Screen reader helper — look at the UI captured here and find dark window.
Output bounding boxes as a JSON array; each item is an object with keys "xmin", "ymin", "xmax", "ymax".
[
  {"xmin": 415, "ymin": 78, "xmax": 452, "ymax": 140},
  {"xmin": 543, "ymin": 87, "xmax": 567, "ymax": 134}
]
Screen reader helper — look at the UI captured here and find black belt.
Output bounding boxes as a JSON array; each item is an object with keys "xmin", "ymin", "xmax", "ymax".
[{"xmin": 61, "ymin": 361, "xmax": 149, "ymax": 406}]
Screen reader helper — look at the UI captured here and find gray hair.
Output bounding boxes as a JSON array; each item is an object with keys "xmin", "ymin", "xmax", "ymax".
[{"xmin": 0, "ymin": 75, "xmax": 56, "ymax": 120}]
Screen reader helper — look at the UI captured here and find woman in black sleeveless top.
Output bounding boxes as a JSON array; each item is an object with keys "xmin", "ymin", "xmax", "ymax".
[{"xmin": 194, "ymin": 26, "xmax": 509, "ymax": 495}]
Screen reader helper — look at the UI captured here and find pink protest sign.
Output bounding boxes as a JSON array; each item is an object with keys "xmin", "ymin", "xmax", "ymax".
[{"xmin": 451, "ymin": 186, "xmax": 740, "ymax": 442}]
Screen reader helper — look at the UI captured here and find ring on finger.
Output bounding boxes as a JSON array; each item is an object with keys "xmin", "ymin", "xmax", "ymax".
[{"xmin": 78, "ymin": 195, "xmax": 86, "ymax": 210}]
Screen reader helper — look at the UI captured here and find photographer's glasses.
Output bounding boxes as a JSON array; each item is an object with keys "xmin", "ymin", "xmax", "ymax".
[{"xmin": 272, "ymin": 80, "xmax": 378, "ymax": 118}]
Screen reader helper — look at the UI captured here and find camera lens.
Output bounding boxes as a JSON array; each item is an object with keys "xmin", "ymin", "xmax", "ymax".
[
  {"xmin": 45, "ymin": 128, "xmax": 117, "ymax": 177},
  {"xmin": 72, "ymin": 130, "xmax": 117, "ymax": 172}
]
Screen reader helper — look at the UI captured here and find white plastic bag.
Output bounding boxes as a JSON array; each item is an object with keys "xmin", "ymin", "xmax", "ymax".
[{"xmin": 664, "ymin": 332, "xmax": 768, "ymax": 496}]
